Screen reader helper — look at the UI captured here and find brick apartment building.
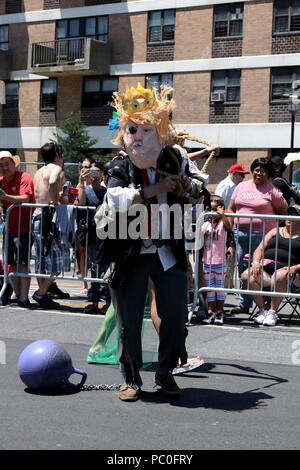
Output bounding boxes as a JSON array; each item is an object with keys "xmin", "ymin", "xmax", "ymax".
[{"xmin": 0, "ymin": 0, "xmax": 300, "ymax": 188}]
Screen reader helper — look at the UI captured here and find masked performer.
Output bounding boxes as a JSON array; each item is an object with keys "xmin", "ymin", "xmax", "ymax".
[{"xmin": 97, "ymin": 83, "xmax": 205, "ymax": 402}]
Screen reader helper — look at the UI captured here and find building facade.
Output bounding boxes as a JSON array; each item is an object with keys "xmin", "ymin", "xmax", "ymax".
[{"xmin": 0, "ymin": 0, "xmax": 300, "ymax": 187}]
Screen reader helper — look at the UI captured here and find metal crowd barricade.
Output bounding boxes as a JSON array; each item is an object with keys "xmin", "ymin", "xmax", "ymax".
[
  {"xmin": 188, "ymin": 211, "xmax": 300, "ymax": 324},
  {"xmin": 1, "ymin": 203, "xmax": 300, "ymax": 322},
  {"xmin": 0, "ymin": 203, "xmax": 107, "ymax": 302}
]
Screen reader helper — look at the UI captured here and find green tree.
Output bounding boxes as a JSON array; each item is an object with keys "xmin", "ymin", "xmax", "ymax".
[{"xmin": 52, "ymin": 111, "xmax": 110, "ymax": 184}]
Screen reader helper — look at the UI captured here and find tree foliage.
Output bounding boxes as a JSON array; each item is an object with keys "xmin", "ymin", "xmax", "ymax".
[{"xmin": 52, "ymin": 111, "xmax": 113, "ymax": 184}]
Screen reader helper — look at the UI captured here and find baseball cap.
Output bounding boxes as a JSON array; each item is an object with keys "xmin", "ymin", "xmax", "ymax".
[
  {"xmin": 287, "ymin": 204, "xmax": 300, "ymax": 216},
  {"xmin": 228, "ymin": 164, "xmax": 249, "ymax": 174},
  {"xmin": 0, "ymin": 150, "xmax": 20, "ymax": 167}
]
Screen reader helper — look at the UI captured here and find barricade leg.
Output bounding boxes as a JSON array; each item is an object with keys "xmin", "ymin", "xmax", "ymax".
[{"xmin": 233, "ymin": 230, "xmax": 263, "ymax": 310}]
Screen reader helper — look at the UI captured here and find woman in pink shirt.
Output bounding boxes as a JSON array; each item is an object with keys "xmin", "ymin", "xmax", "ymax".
[
  {"xmin": 227, "ymin": 157, "xmax": 288, "ymax": 314},
  {"xmin": 201, "ymin": 195, "xmax": 232, "ymax": 324}
]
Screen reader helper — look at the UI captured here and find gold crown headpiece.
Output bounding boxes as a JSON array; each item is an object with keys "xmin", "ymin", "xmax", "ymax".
[{"xmin": 111, "ymin": 82, "xmax": 175, "ymax": 145}]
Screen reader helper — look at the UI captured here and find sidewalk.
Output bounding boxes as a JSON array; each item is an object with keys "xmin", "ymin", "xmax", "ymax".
[{"xmin": 1, "ymin": 273, "xmax": 299, "ymax": 329}]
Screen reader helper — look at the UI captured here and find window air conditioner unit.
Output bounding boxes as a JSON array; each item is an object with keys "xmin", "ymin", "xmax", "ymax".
[{"xmin": 211, "ymin": 91, "xmax": 225, "ymax": 103}]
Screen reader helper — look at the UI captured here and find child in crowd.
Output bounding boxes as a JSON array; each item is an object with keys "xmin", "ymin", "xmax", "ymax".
[{"xmin": 201, "ymin": 195, "xmax": 232, "ymax": 325}]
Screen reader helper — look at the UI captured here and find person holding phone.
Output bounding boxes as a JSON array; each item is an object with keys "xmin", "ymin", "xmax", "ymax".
[
  {"xmin": 76, "ymin": 157, "xmax": 95, "ymax": 294},
  {"xmin": 77, "ymin": 161, "xmax": 107, "ymax": 313}
]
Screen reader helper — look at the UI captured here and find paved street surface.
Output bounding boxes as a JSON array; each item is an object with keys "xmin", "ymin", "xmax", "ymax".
[{"xmin": 0, "ymin": 280, "xmax": 300, "ymax": 451}]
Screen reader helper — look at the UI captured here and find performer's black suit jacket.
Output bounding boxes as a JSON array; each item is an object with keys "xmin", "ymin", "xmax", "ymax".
[{"xmin": 97, "ymin": 146, "xmax": 209, "ymax": 288}]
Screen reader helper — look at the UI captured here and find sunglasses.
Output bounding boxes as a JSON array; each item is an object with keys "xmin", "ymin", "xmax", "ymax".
[{"xmin": 81, "ymin": 165, "xmax": 91, "ymax": 169}]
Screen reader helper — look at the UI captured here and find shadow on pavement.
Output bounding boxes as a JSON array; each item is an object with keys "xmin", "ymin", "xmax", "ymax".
[
  {"xmin": 140, "ymin": 387, "xmax": 274, "ymax": 411},
  {"xmin": 24, "ymin": 385, "xmax": 80, "ymax": 396},
  {"xmin": 140, "ymin": 361, "xmax": 288, "ymax": 411}
]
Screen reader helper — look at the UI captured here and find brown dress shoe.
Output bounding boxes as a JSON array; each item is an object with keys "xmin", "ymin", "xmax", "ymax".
[{"xmin": 119, "ymin": 383, "xmax": 139, "ymax": 402}]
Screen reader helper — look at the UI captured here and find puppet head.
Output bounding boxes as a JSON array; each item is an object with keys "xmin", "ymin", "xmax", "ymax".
[{"xmin": 111, "ymin": 83, "xmax": 175, "ymax": 169}]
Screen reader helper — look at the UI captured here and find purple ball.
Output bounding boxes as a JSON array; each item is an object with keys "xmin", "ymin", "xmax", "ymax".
[{"xmin": 18, "ymin": 340, "xmax": 76, "ymax": 390}]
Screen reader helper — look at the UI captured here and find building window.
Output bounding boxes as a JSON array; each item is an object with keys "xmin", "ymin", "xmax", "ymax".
[
  {"xmin": 82, "ymin": 77, "xmax": 118, "ymax": 107},
  {"xmin": 85, "ymin": 16, "xmax": 108, "ymax": 41},
  {"xmin": 56, "ymin": 16, "xmax": 108, "ymax": 42},
  {"xmin": 40, "ymin": 79, "xmax": 57, "ymax": 110},
  {"xmin": 5, "ymin": 0, "xmax": 22, "ymax": 14},
  {"xmin": 271, "ymin": 67, "xmax": 300, "ymax": 101},
  {"xmin": 148, "ymin": 10, "xmax": 175, "ymax": 43},
  {"xmin": 5, "ymin": 82, "xmax": 18, "ymax": 108},
  {"xmin": 211, "ymin": 70, "xmax": 241, "ymax": 103},
  {"xmin": 0, "ymin": 26, "xmax": 8, "ymax": 51},
  {"xmin": 146, "ymin": 73, "xmax": 173, "ymax": 91},
  {"xmin": 56, "ymin": 19, "xmax": 80, "ymax": 39},
  {"xmin": 274, "ymin": 0, "xmax": 300, "ymax": 33},
  {"xmin": 213, "ymin": 3, "xmax": 243, "ymax": 38}
]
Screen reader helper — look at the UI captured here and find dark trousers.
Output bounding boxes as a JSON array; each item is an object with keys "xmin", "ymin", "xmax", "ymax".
[{"xmin": 110, "ymin": 253, "xmax": 188, "ymax": 388}]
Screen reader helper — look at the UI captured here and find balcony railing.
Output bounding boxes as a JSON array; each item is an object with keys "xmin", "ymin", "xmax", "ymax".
[
  {"xmin": 31, "ymin": 38, "xmax": 86, "ymax": 68},
  {"xmin": 29, "ymin": 37, "xmax": 111, "ymax": 76}
]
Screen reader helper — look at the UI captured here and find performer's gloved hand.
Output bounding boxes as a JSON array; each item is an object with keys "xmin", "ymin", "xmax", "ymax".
[
  {"xmin": 181, "ymin": 174, "xmax": 192, "ymax": 193},
  {"xmin": 159, "ymin": 174, "xmax": 180, "ymax": 194}
]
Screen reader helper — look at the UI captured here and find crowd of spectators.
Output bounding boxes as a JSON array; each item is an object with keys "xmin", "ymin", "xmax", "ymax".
[
  {"xmin": 199, "ymin": 156, "xmax": 299, "ymax": 326},
  {"xmin": 0, "ymin": 145, "xmax": 110, "ymax": 311},
  {"xmin": 0, "ymin": 144, "xmax": 299, "ymax": 327}
]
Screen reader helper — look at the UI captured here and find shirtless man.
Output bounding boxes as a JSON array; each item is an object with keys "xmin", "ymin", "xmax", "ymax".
[
  {"xmin": 32, "ymin": 142, "xmax": 69, "ymax": 309},
  {"xmin": 33, "ymin": 146, "xmax": 65, "ymax": 206}
]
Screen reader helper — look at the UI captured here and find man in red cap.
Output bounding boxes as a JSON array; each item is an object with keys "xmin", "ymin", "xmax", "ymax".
[{"xmin": 215, "ymin": 163, "xmax": 249, "ymax": 208}]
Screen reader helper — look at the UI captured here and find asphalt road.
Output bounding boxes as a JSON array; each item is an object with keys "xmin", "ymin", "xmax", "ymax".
[{"xmin": 0, "ymin": 283, "xmax": 300, "ymax": 451}]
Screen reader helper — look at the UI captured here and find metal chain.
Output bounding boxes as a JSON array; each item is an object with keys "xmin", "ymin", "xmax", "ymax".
[{"xmin": 80, "ymin": 383, "xmax": 121, "ymax": 391}]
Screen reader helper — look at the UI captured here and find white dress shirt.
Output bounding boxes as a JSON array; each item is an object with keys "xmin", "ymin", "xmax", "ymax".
[
  {"xmin": 107, "ymin": 166, "xmax": 177, "ymax": 271},
  {"xmin": 215, "ymin": 175, "xmax": 236, "ymax": 208}
]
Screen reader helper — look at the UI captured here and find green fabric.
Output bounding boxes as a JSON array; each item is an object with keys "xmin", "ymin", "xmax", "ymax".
[{"xmin": 86, "ymin": 294, "xmax": 157, "ymax": 366}]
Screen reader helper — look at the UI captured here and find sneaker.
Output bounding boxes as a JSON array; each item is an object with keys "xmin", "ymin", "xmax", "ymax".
[
  {"xmin": 254, "ymin": 308, "xmax": 268, "ymax": 325},
  {"xmin": 119, "ymin": 383, "xmax": 139, "ymax": 402},
  {"xmin": 214, "ymin": 311, "xmax": 224, "ymax": 325},
  {"xmin": 154, "ymin": 371, "xmax": 181, "ymax": 396},
  {"xmin": 47, "ymin": 282, "xmax": 70, "ymax": 299},
  {"xmin": 263, "ymin": 310, "xmax": 278, "ymax": 327},
  {"xmin": 32, "ymin": 291, "xmax": 60, "ymax": 309},
  {"xmin": 202, "ymin": 310, "xmax": 215, "ymax": 324}
]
